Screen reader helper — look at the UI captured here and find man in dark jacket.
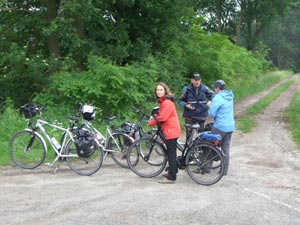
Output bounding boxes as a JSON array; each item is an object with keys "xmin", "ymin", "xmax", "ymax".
[{"xmin": 178, "ymin": 72, "xmax": 214, "ymax": 138}]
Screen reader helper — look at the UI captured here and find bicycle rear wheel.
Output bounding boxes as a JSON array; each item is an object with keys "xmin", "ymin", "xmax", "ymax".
[
  {"xmin": 108, "ymin": 133, "xmax": 133, "ymax": 168},
  {"xmin": 9, "ymin": 130, "xmax": 46, "ymax": 169},
  {"xmin": 185, "ymin": 142, "xmax": 225, "ymax": 186},
  {"xmin": 127, "ymin": 138, "xmax": 167, "ymax": 178},
  {"xmin": 65, "ymin": 139, "xmax": 103, "ymax": 176}
]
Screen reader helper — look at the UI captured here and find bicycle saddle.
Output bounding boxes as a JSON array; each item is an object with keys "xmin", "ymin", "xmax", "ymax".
[{"xmin": 185, "ymin": 124, "xmax": 200, "ymax": 129}]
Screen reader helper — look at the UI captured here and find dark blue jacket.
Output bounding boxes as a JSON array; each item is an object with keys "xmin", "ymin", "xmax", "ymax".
[{"xmin": 178, "ymin": 83, "xmax": 214, "ymax": 121}]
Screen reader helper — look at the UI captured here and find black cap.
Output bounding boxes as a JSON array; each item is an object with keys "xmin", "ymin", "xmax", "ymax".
[
  {"xmin": 191, "ymin": 72, "xmax": 201, "ymax": 80},
  {"xmin": 212, "ymin": 80, "xmax": 226, "ymax": 89}
]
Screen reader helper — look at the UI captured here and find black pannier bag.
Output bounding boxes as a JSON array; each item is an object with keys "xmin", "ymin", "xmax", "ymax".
[
  {"xmin": 74, "ymin": 128, "xmax": 96, "ymax": 158},
  {"xmin": 121, "ymin": 122, "xmax": 138, "ymax": 138},
  {"xmin": 121, "ymin": 122, "xmax": 135, "ymax": 134}
]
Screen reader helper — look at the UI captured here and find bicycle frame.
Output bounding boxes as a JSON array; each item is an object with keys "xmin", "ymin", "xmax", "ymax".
[
  {"xmin": 81, "ymin": 118, "xmax": 132, "ymax": 154},
  {"xmin": 32, "ymin": 118, "xmax": 76, "ymax": 166},
  {"xmin": 151, "ymin": 124, "xmax": 198, "ymax": 156}
]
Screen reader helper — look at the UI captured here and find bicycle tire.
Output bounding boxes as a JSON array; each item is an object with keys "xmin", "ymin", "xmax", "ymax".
[
  {"xmin": 202, "ymin": 141, "xmax": 223, "ymax": 170},
  {"xmin": 185, "ymin": 142, "xmax": 225, "ymax": 186},
  {"xmin": 108, "ymin": 133, "xmax": 134, "ymax": 168},
  {"xmin": 65, "ymin": 139, "xmax": 103, "ymax": 176},
  {"xmin": 127, "ymin": 138, "xmax": 167, "ymax": 178},
  {"xmin": 9, "ymin": 130, "xmax": 46, "ymax": 169}
]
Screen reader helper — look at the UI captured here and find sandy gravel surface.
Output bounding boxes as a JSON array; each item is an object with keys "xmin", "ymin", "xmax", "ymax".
[{"xmin": 1, "ymin": 74, "xmax": 300, "ymax": 225}]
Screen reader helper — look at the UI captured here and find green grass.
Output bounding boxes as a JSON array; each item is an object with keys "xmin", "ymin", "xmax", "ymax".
[
  {"xmin": 236, "ymin": 79, "xmax": 294, "ymax": 133},
  {"xmin": 0, "ymin": 106, "xmax": 25, "ymax": 166},
  {"xmin": 233, "ymin": 70, "xmax": 292, "ymax": 101},
  {"xmin": 236, "ymin": 116, "xmax": 256, "ymax": 133},
  {"xmin": 245, "ymin": 80, "xmax": 294, "ymax": 115},
  {"xmin": 284, "ymin": 87, "xmax": 300, "ymax": 150}
]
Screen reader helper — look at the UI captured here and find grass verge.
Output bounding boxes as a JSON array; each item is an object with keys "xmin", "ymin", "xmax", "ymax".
[
  {"xmin": 284, "ymin": 87, "xmax": 300, "ymax": 150},
  {"xmin": 237, "ymin": 79, "xmax": 295, "ymax": 133},
  {"xmin": 233, "ymin": 70, "xmax": 292, "ymax": 101}
]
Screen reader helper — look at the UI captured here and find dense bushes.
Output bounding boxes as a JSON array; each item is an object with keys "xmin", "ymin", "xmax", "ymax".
[{"xmin": 33, "ymin": 29, "xmax": 268, "ymax": 120}]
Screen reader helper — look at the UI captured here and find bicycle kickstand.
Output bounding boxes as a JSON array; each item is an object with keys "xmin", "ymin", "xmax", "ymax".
[{"xmin": 45, "ymin": 157, "xmax": 60, "ymax": 175}]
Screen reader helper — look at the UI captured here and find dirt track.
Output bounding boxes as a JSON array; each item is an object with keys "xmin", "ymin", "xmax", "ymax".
[{"xmin": 1, "ymin": 75, "xmax": 300, "ymax": 225}]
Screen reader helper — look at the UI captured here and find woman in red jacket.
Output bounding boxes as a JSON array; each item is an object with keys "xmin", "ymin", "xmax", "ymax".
[{"xmin": 148, "ymin": 82, "xmax": 181, "ymax": 183}]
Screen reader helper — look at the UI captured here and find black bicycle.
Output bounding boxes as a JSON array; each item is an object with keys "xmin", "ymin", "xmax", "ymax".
[
  {"xmin": 119, "ymin": 106, "xmax": 158, "ymax": 140},
  {"xmin": 126, "ymin": 122, "xmax": 225, "ymax": 186}
]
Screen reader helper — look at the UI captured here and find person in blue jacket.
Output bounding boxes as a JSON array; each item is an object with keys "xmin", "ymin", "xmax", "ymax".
[{"xmin": 208, "ymin": 80, "xmax": 234, "ymax": 175}]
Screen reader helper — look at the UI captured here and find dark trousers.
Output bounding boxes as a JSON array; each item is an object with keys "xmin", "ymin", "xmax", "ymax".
[
  {"xmin": 165, "ymin": 138, "xmax": 178, "ymax": 181},
  {"xmin": 211, "ymin": 127, "xmax": 232, "ymax": 175}
]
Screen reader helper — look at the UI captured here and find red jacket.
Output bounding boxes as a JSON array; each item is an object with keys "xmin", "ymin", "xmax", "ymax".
[{"xmin": 148, "ymin": 97, "xmax": 181, "ymax": 140}]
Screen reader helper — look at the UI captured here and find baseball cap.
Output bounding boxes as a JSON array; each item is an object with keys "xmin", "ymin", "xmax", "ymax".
[
  {"xmin": 212, "ymin": 80, "xmax": 226, "ymax": 89},
  {"xmin": 191, "ymin": 72, "xmax": 201, "ymax": 80}
]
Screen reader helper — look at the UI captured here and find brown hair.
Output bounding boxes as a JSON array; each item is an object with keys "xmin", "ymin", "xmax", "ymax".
[{"xmin": 154, "ymin": 82, "xmax": 173, "ymax": 98}]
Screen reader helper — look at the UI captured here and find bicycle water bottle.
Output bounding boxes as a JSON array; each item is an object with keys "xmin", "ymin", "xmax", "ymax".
[
  {"xmin": 94, "ymin": 133, "xmax": 104, "ymax": 145},
  {"xmin": 51, "ymin": 137, "xmax": 61, "ymax": 150}
]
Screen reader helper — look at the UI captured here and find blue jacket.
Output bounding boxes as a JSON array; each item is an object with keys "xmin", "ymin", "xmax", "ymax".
[
  {"xmin": 178, "ymin": 83, "xmax": 214, "ymax": 120},
  {"xmin": 208, "ymin": 90, "xmax": 234, "ymax": 132}
]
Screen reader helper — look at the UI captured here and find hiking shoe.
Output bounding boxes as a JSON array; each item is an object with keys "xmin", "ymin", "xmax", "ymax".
[
  {"xmin": 193, "ymin": 167, "xmax": 201, "ymax": 173},
  {"xmin": 158, "ymin": 177, "xmax": 176, "ymax": 184}
]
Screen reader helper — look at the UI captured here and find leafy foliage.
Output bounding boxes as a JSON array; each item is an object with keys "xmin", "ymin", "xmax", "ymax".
[
  {"xmin": 37, "ymin": 55, "xmax": 163, "ymax": 118},
  {"xmin": 260, "ymin": 2, "xmax": 300, "ymax": 72},
  {"xmin": 0, "ymin": 0, "xmax": 274, "ymax": 118}
]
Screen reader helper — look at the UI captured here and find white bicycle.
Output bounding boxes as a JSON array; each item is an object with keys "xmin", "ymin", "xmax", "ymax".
[
  {"xmin": 9, "ymin": 102, "xmax": 104, "ymax": 176},
  {"xmin": 77, "ymin": 103, "xmax": 134, "ymax": 168}
]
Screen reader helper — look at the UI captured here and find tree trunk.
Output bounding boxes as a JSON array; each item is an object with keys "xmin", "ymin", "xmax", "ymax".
[
  {"xmin": 45, "ymin": 0, "xmax": 61, "ymax": 58},
  {"xmin": 236, "ymin": 13, "xmax": 242, "ymax": 45},
  {"xmin": 216, "ymin": 0, "xmax": 222, "ymax": 33},
  {"xmin": 236, "ymin": 0, "xmax": 245, "ymax": 46}
]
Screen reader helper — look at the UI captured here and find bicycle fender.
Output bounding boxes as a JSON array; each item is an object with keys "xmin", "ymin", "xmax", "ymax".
[{"xmin": 24, "ymin": 128, "xmax": 48, "ymax": 153}]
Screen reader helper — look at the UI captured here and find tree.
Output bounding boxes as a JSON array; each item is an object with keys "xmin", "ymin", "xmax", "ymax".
[
  {"xmin": 196, "ymin": 0, "xmax": 291, "ymax": 50},
  {"xmin": 260, "ymin": 1, "xmax": 300, "ymax": 71}
]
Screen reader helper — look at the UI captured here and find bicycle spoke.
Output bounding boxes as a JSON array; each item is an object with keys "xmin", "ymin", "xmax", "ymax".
[
  {"xmin": 127, "ymin": 138, "xmax": 167, "ymax": 178},
  {"xmin": 185, "ymin": 142, "xmax": 225, "ymax": 185},
  {"xmin": 109, "ymin": 133, "xmax": 133, "ymax": 168},
  {"xmin": 9, "ymin": 130, "xmax": 46, "ymax": 169},
  {"xmin": 66, "ymin": 140, "xmax": 103, "ymax": 176}
]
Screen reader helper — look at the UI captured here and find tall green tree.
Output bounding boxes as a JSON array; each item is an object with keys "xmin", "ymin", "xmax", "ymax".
[
  {"xmin": 260, "ymin": 1, "xmax": 300, "ymax": 71},
  {"xmin": 197, "ymin": 0, "xmax": 291, "ymax": 50},
  {"xmin": 0, "ymin": 0, "xmax": 196, "ymax": 105}
]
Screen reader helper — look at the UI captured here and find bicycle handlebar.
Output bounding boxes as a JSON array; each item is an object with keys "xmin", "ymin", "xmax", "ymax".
[{"xmin": 130, "ymin": 106, "xmax": 150, "ymax": 118}]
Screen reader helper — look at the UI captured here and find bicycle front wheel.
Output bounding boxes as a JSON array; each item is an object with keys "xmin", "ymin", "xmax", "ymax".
[
  {"xmin": 108, "ymin": 133, "xmax": 133, "ymax": 168},
  {"xmin": 65, "ymin": 139, "xmax": 103, "ymax": 176},
  {"xmin": 185, "ymin": 142, "xmax": 225, "ymax": 186},
  {"xmin": 9, "ymin": 130, "xmax": 46, "ymax": 169},
  {"xmin": 127, "ymin": 138, "xmax": 167, "ymax": 178}
]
